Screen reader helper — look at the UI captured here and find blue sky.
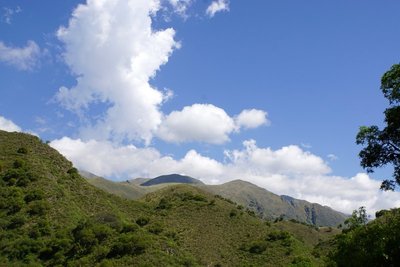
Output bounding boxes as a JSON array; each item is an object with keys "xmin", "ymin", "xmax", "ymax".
[{"xmin": 1, "ymin": 0, "xmax": 400, "ymax": 214}]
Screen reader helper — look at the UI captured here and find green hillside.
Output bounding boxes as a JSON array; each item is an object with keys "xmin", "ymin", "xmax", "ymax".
[{"xmin": 0, "ymin": 130, "xmax": 339, "ymax": 266}]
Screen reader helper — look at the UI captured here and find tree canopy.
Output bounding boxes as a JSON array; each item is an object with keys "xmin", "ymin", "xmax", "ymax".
[{"xmin": 356, "ymin": 64, "xmax": 400, "ymax": 190}]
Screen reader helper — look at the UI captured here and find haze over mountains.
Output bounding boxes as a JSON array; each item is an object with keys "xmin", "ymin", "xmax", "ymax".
[{"xmin": 84, "ymin": 173, "xmax": 348, "ymax": 227}]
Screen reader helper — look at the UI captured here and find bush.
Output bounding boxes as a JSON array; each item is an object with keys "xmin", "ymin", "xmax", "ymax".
[
  {"xmin": 266, "ymin": 231, "xmax": 292, "ymax": 242},
  {"xmin": 136, "ymin": 217, "xmax": 149, "ymax": 227},
  {"xmin": 17, "ymin": 147, "xmax": 28, "ymax": 154},
  {"xmin": 107, "ymin": 233, "xmax": 147, "ymax": 258},
  {"xmin": 24, "ymin": 189, "xmax": 44, "ymax": 203},
  {"xmin": 148, "ymin": 223, "xmax": 163, "ymax": 235},
  {"xmin": 28, "ymin": 200, "xmax": 50, "ymax": 216},
  {"xmin": 93, "ymin": 212, "xmax": 123, "ymax": 231},
  {"xmin": 13, "ymin": 159, "xmax": 25, "ymax": 169},
  {"xmin": 7, "ymin": 214, "xmax": 27, "ymax": 229},
  {"xmin": 248, "ymin": 241, "xmax": 267, "ymax": 254},
  {"xmin": 229, "ymin": 209, "xmax": 238, "ymax": 218},
  {"xmin": 157, "ymin": 198, "xmax": 171, "ymax": 210},
  {"xmin": 67, "ymin": 167, "xmax": 78, "ymax": 175}
]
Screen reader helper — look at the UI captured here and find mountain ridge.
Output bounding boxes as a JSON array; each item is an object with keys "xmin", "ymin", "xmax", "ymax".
[{"xmin": 84, "ymin": 173, "xmax": 347, "ymax": 226}]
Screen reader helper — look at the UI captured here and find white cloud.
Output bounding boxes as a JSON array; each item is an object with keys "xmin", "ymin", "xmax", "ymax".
[
  {"xmin": 0, "ymin": 41, "xmax": 40, "ymax": 70},
  {"xmin": 235, "ymin": 109, "xmax": 269, "ymax": 130},
  {"xmin": 51, "ymin": 137, "xmax": 400, "ymax": 215},
  {"xmin": 0, "ymin": 116, "xmax": 21, "ymax": 132},
  {"xmin": 157, "ymin": 104, "xmax": 268, "ymax": 144},
  {"xmin": 168, "ymin": 0, "xmax": 193, "ymax": 17},
  {"xmin": 157, "ymin": 104, "xmax": 235, "ymax": 144},
  {"xmin": 55, "ymin": 0, "xmax": 179, "ymax": 144},
  {"xmin": 50, "ymin": 137, "xmax": 223, "ymax": 180},
  {"xmin": 206, "ymin": 0, "xmax": 230, "ymax": 17},
  {"xmin": 224, "ymin": 140, "xmax": 331, "ymax": 177}
]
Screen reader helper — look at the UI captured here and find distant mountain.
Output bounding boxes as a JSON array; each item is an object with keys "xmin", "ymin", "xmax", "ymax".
[
  {"xmin": 140, "ymin": 174, "xmax": 204, "ymax": 186},
  {"xmin": 82, "ymin": 172, "xmax": 347, "ymax": 226},
  {"xmin": 202, "ymin": 180, "xmax": 348, "ymax": 227}
]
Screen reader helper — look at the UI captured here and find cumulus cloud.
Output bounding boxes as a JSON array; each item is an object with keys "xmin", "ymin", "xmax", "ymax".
[
  {"xmin": 0, "ymin": 41, "xmax": 40, "ymax": 70},
  {"xmin": 235, "ymin": 109, "xmax": 269, "ymax": 130},
  {"xmin": 206, "ymin": 0, "xmax": 230, "ymax": 17},
  {"xmin": 55, "ymin": 0, "xmax": 179, "ymax": 144},
  {"xmin": 157, "ymin": 104, "xmax": 268, "ymax": 144},
  {"xmin": 157, "ymin": 104, "xmax": 235, "ymax": 144},
  {"xmin": 51, "ymin": 137, "xmax": 400, "ymax": 215},
  {"xmin": 0, "ymin": 116, "xmax": 21, "ymax": 132}
]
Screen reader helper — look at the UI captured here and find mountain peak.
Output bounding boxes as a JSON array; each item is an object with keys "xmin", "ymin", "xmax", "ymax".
[{"xmin": 140, "ymin": 174, "xmax": 204, "ymax": 186}]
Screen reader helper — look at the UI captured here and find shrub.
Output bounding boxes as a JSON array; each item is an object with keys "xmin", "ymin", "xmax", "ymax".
[
  {"xmin": 229, "ymin": 209, "xmax": 238, "ymax": 218},
  {"xmin": 17, "ymin": 147, "xmax": 28, "ymax": 154},
  {"xmin": 28, "ymin": 200, "xmax": 50, "ymax": 216},
  {"xmin": 157, "ymin": 198, "xmax": 171, "ymax": 210},
  {"xmin": 136, "ymin": 217, "xmax": 149, "ymax": 227},
  {"xmin": 107, "ymin": 233, "xmax": 147, "ymax": 258},
  {"xmin": 266, "ymin": 231, "xmax": 292, "ymax": 242},
  {"xmin": 24, "ymin": 189, "xmax": 44, "ymax": 203},
  {"xmin": 248, "ymin": 241, "xmax": 267, "ymax": 254},
  {"xmin": 292, "ymin": 256, "xmax": 312, "ymax": 266},
  {"xmin": 13, "ymin": 159, "xmax": 25, "ymax": 169},
  {"xmin": 7, "ymin": 214, "xmax": 27, "ymax": 229},
  {"xmin": 148, "ymin": 223, "xmax": 163, "ymax": 235}
]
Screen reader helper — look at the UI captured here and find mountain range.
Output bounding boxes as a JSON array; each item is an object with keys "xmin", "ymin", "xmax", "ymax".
[{"xmin": 84, "ymin": 173, "xmax": 347, "ymax": 227}]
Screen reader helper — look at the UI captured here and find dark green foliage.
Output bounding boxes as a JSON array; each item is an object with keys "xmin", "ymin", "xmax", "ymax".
[
  {"xmin": 28, "ymin": 200, "xmax": 50, "ymax": 216},
  {"xmin": 332, "ymin": 208, "xmax": 400, "ymax": 267},
  {"xmin": 24, "ymin": 189, "xmax": 44, "ymax": 203},
  {"xmin": 291, "ymin": 256, "xmax": 312, "ymax": 266},
  {"xmin": 266, "ymin": 230, "xmax": 292, "ymax": 242},
  {"xmin": 17, "ymin": 147, "xmax": 28, "ymax": 154},
  {"xmin": 107, "ymin": 233, "xmax": 147, "ymax": 258},
  {"xmin": 156, "ymin": 197, "xmax": 171, "ymax": 209},
  {"xmin": 248, "ymin": 241, "xmax": 267, "ymax": 254},
  {"xmin": 7, "ymin": 214, "xmax": 27, "ymax": 229},
  {"xmin": 229, "ymin": 209, "xmax": 238, "ymax": 217},
  {"xmin": 356, "ymin": 64, "xmax": 400, "ymax": 190},
  {"xmin": 147, "ymin": 222, "xmax": 163, "ymax": 235},
  {"xmin": 136, "ymin": 217, "xmax": 149, "ymax": 227},
  {"xmin": 375, "ymin": 209, "xmax": 389, "ymax": 218}
]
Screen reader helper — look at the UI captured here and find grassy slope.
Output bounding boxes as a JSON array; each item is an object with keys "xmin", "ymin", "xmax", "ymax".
[{"xmin": 0, "ymin": 131, "xmax": 334, "ymax": 266}]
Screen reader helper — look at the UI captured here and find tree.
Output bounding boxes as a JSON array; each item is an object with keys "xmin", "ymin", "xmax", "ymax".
[
  {"xmin": 343, "ymin": 206, "xmax": 368, "ymax": 231},
  {"xmin": 356, "ymin": 63, "xmax": 400, "ymax": 190}
]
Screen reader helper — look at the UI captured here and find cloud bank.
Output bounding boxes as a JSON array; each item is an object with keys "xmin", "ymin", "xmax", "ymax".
[{"xmin": 50, "ymin": 137, "xmax": 400, "ymax": 215}]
